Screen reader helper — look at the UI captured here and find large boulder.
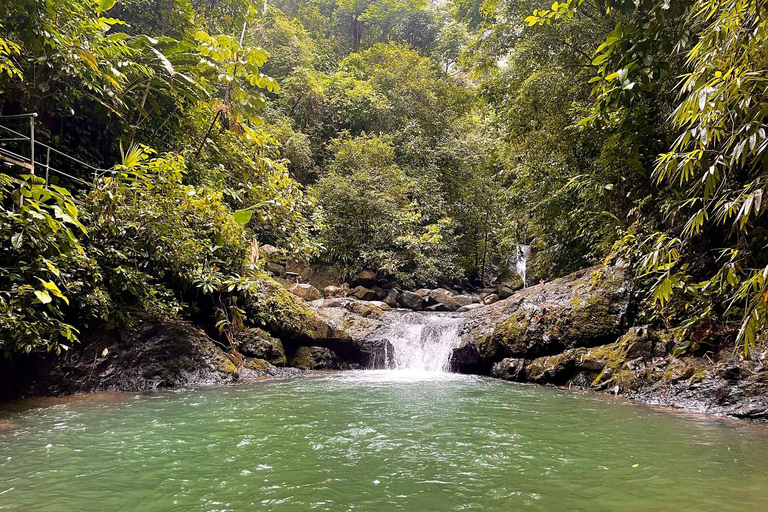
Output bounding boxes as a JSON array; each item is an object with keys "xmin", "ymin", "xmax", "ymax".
[
  {"xmin": 384, "ymin": 288, "xmax": 400, "ymax": 308},
  {"xmin": 289, "ymin": 346, "xmax": 339, "ymax": 370},
  {"xmin": 428, "ymin": 289, "xmax": 460, "ymax": 311},
  {"xmin": 454, "ymin": 294, "xmax": 477, "ymax": 307},
  {"xmin": 235, "ymin": 328, "xmax": 287, "ymax": 366},
  {"xmin": 353, "ymin": 270, "xmax": 377, "ymax": 287},
  {"xmin": 307, "ymin": 298, "xmax": 391, "ymax": 368},
  {"xmin": 288, "ymin": 283, "xmax": 322, "ymax": 301},
  {"xmin": 398, "ymin": 290, "xmax": 424, "ymax": 310},
  {"xmin": 323, "ymin": 284, "xmax": 349, "ymax": 298},
  {"xmin": 451, "ymin": 263, "xmax": 632, "ymax": 374},
  {"xmin": 18, "ymin": 322, "xmax": 240, "ymax": 396},
  {"xmin": 350, "ymin": 285, "xmax": 378, "ymax": 301}
]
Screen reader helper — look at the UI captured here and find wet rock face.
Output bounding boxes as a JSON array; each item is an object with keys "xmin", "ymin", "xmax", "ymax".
[
  {"xmin": 490, "ymin": 358, "xmax": 527, "ymax": 382},
  {"xmin": 235, "ymin": 328, "xmax": 287, "ymax": 367},
  {"xmin": 289, "ymin": 346, "xmax": 339, "ymax": 370},
  {"xmin": 451, "ymin": 263, "xmax": 632, "ymax": 374},
  {"xmin": 21, "ymin": 322, "xmax": 240, "ymax": 396}
]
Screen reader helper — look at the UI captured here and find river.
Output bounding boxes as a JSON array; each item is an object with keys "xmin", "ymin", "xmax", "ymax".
[{"xmin": 2, "ymin": 369, "xmax": 768, "ymax": 511}]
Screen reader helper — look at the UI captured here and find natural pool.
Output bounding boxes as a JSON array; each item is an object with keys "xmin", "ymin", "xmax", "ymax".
[{"xmin": 1, "ymin": 371, "xmax": 767, "ymax": 511}]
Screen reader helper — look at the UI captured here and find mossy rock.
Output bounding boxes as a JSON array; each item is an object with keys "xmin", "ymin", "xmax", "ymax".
[
  {"xmin": 289, "ymin": 346, "xmax": 339, "ymax": 370},
  {"xmin": 235, "ymin": 327, "xmax": 287, "ymax": 366}
]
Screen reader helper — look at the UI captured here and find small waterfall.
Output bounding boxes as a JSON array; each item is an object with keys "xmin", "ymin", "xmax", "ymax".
[
  {"xmin": 515, "ymin": 244, "xmax": 531, "ymax": 288},
  {"xmin": 372, "ymin": 312, "xmax": 464, "ymax": 372}
]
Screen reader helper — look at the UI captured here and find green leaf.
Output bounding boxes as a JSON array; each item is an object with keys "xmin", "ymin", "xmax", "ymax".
[
  {"xmin": 233, "ymin": 209, "xmax": 254, "ymax": 226},
  {"xmin": 34, "ymin": 290, "xmax": 52, "ymax": 304},
  {"xmin": 99, "ymin": 0, "xmax": 117, "ymax": 12}
]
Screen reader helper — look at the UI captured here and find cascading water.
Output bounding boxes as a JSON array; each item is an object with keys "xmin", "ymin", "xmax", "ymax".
[
  {"xmin": 515, "ymin": 244, "xmax": 531, "ymax": 288},
  {"xmin": 371, "ymin": 312, "xmax": 464, "ymax": 372}
]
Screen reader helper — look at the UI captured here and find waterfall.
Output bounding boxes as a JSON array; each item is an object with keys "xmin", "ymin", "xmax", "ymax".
[
  {"xmin": 372, "ymin": 312, "xmax": 464, "ymax": 372},
  {"xmin": 515, "ymin": 244, "xmax": 531, "ymax": 288}
]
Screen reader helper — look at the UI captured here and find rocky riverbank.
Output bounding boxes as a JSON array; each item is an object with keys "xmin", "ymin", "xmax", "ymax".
[
  {"xmin": 447, "ymin": 261, "xmax": 768, "ymax": 420},
  {"xmin": 4, "ymin": 261, "xmax": 768, "ymax": 422}
]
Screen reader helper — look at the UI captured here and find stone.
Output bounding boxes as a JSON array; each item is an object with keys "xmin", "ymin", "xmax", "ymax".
[
  {"xmin": 371, "ymin": 285, "xmax": 387, "ymax": 300},
  {"xmin": 415, "ymin": 289, "xmax": 430, "ymax": 297},
  {"xmin": 368, "ymin": 300, "xmax": 391, "ymax": 311},
  {"xmin": 428, "ymin": 288, "xmax": 459, "ymax": 311},
  {"xmin": 259, "ymin": 244, "xmax": 280, "ymax": 261},
  {"xmin": 288, "ymin": 283, "xmax": 322, "ymax": 301},
  {"xmin": 482, "ymin": 294, "xmax": 500, "ymax": 305},
  {"xmin": 350, "ymin": 285, "xmax": 378, "ymax": 301},
  {"xmin": 497, "ymin": 284, "xmax": 517, "ymax": 299},
  {"xmin": 426, "ymin": 303, "xmax": 450, "ymax": 312},
  {"xmin": 457, "ymin": 303, "xmax": 483, "ymax": 312},
  {"xmin": 398, "ymin": 290, "xmax": 424, "ymax": 310},
  {"xmin": 323, "ymin": 284, "xmax": 349, "ymax": 298},
  {"xmin": 477, "ymin": 288, "xmax": 496, "ymax": 299},
  {"xmin": 17, "ymin": 322, "xmax": 240, "ymax": 396},
  {"xmin": 353, "ymin": 270, "xmax": 377, "ymax": 286},
  {"xmin": 265, "ymin": 262, "xmax": 286, "ymax": 277},
  {"xmin": 384, "ymin": 288, "xmax": 400, "ymax": 308},
  {"xmin": 454, "ymin": 294, "xmax": 476, "ymax": 307},
  {"xmin": 491, "ymin": 358, "xmax": 527, "ymax": 381},
  {"xmin": 323, "ymin": 297, "xmax": 384, "ymax": 318},
  {"xmin": 450, "ymin": 263, "xmax": 632, "ymax": 374},
  {"xmin": 381, "ymin": 281, "xmax": 400, "ymax": 290},
  {"xmin": 236, "ymin": 328, "xmax": 287, "ymax": 366},
  {"xmin": 289, "ymin": 346, "xmax": 339, "ymax": 370}
]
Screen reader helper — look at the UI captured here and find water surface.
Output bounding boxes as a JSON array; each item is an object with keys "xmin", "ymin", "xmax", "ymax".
[{"xmin": 1, "ymin": 371, "xmax": 767, "ymax": 511}]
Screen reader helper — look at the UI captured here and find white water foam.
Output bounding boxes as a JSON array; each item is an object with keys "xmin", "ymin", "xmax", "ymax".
[{"xmin": 371, "ymin": 312, "xmax": 465, "ymax": 373}]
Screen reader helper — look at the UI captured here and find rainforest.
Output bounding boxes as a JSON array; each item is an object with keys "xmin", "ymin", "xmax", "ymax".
[{"xmin": 1, "ymin": 0, "xmax": 768, "ymax": 510}]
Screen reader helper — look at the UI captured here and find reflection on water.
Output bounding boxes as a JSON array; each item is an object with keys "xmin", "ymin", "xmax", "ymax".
[{"xmin": 1, "ymin": 372, "xmax": 768, "ymax": 512}]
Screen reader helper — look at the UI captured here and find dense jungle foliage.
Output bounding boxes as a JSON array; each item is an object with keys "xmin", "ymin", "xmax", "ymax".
[{"xmin": 1, "ymin": 0, "xmax": 767, "ymax": 357}]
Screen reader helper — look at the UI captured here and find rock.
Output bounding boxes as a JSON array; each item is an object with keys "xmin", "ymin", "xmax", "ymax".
[
  {"xmin": 500, "ymin": 273, "xmax": 524, "ymax": 292},
  {"xmin": 235, "ymin": 328, "xmax": 287, "ymax": 366},
  {"xmin": 355, "ymin": 339, "xmax": 395, "ymax": 369},
  {"xmin": 454, "ymin": 294, "xmax": 476, "ymax": 307},
  {"xmin": 260, "ymin": 244, "xmax": 280, "ymax": 261},
  {"xmin": 450, "ymin": 263, "xmax": 631, "ymax": 374},
  {"xmin": 265, "ymin": 262, "xmax": 286, "ymax": 278},
  {"xmin": 289, "ymin": 346, "xmax": 339, "ymax": 370},
  {"xmin": 368, "ymin": 300, "xmax": 392, "ymax": 311},
  {"xmin": 381, "ymin": 281, "xmax": 400, "ymax": 290},
  {"xmin": 497, "ymin": 284, "xmax": 517, "ymax": 299},
  {"xmin": 477, "ymin": 288, "xmax": 496, "ymax": 299},
  {"xmin": 426, "ymin": 303, "xmax": 450, "ymax": 312},
  {"xmin": 323, "ymin": 284, "xmax": 350, "ymax": 298},
  {"xmin": 482, "ymin": 294, "xmax": 500, "ymax": 305},
  {"xmin": 353, "ymin": 270, "xmax": 377, "ymax": 286},
  {"xmin": 288, "ymin": 283, "xmax": 322, "ymax": 301},
  {"xmin": 428, "ymin": 288, "xmax": 460, "ymax": 311},
  {"xmin": 457, "ymin": 304, "xmax": 483, "ymax": 312},
  {"xmin": 491, "ymin": 358, "xmax": 527, "ymax": 381},
  {"xmin": 384, "ymin": 288, "xmax": 400, "ymax": 308},
  {"xmin": 19, "ymin": 322, "xmax": 240, "ymax": 396},
  {"xmin": 323, "ymin": 297, "xmax": 384, "ymax": 318},
  {"xmin": 350, "ymin": 285, "xmax": 378, "ymax": 301},
  {"xmin": 398, "ymin": 290, "xmax": 424, "ymax": 310},
  {"xmin": 240, "ymin": 358, "xmax": 276, "ymax": 379},
  {"xmin": 415, "ymin": 289, "xmax": 430, "ymax": 297},
  {"xmin": 371, "ymin": 285, "xmax": 387, "ymax": 300},
  {"xmin": 307, "ymin": 299, "xmax": 390, "ymax": 368}
]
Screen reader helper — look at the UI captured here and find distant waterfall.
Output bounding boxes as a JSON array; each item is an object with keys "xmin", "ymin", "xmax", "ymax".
[
  {"xmin": 515, "ymin": 244, "xmax": 531, "ymax": 288},
  {"xmin": 372, "ymin": 313, "xmax": 464, "ymax": 372}
]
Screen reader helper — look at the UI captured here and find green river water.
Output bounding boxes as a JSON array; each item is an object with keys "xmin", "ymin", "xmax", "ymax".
[{"xmin": 1, "ymin": 371, "xmax": 767, "ymax": 511}]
